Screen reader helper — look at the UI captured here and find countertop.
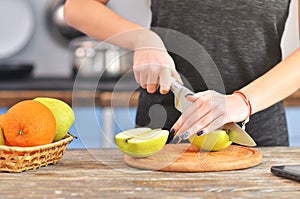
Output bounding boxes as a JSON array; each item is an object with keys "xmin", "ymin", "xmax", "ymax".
[
  {"xmin": 1, "ymin": 146, "xmax": 299, "ymax": 198},
  {"xmin": 0, "ymin": 77, "xmax": 141, "ymax": 107},
  {"xmin": 0, "ymin": 77, "xmax": 138, "ymax": 91},
  {"xmin": 0, "ymin": 77, "xmax": 299, "ymax": 107}
]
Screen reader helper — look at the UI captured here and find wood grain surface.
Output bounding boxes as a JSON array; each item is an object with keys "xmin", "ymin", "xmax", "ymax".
[
  {"xmin": 0, "ymin": 90, "xmax": 140, "ymax": 107},
  {"xmin": 124, "ymin": 144, "xmax": 263, "ymax": 172},
  {"xmin": 0, "ymin": 89, "xmax": 299, "ymax": 107},
  {"xmin": 0, "ymin": 147, "xmax": 300, "ymax": 198}
]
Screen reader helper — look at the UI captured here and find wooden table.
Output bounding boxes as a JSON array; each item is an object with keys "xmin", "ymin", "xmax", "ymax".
[
  {"xmin": 0, "ymin": 77, "xmax": 300, "ymax": 107},
  {"xmin": 1, "ymin": 89, "xmax": 300, "ymax": 107},
  {"xmin": 1, "ymin": 147, "xmax": 299, "ymax": 198},
  {"xmin": 0, "ymin": 77, "xmax": 141, "ymax": 108},
  {"xmin": 0, "ymin": 90, "xmax": 140, "ymax": 107}
]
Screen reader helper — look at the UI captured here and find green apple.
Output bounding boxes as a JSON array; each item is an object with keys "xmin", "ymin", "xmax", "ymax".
[
  {"xmin": 34, "ymin": 97, "xmax": 75, "ymax": 142},
  {"xmin": 115, "ymin": 127, "xmax": 169, "ymax": 158},
  {"xmin": 189, "ymin": 130, "xmax": 233, "ymax": 151},
  {"xmin": 0, "ymin": 125, "xmax": 5, "ymax": 145}
]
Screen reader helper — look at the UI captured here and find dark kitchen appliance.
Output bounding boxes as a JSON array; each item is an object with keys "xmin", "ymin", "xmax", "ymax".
[{"xmin": 0, "ymin": 62, "xmax": 34, "ymax": 80}]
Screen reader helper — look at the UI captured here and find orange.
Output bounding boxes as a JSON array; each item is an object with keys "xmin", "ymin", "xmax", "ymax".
[{"xmin": 3, "ymin": 100, "xmax": 56, "ymax": 147}]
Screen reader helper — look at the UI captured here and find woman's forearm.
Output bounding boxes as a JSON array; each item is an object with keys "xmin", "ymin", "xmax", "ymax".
[
  {"xmin": 240, "ymin": 47, "xmax": 300, "ymax": 114},
  {"xmin": 64, "ymin": 0, "xmax": 165, "ymax": 50}
]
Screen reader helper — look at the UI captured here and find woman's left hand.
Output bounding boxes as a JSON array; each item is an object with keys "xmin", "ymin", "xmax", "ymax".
[{"xmin": 171, "ymin": 90, "xmax": 249, "ymax": 140}]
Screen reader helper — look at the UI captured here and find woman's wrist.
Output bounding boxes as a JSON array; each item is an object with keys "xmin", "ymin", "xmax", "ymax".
[
  {"xmin": 233, "ymin": 91, "xmax": 252, "ymax": 117},
  {"xmin": 130, "ymin": 28, "xmax": 166, "ymax": 50},
  {"xmin": 232, "ymin": 91, "xmax": 253, "ymax": 129},
  {"xmin": 227, "ymin": 93, "xmax": 251, "ymax": 123}
]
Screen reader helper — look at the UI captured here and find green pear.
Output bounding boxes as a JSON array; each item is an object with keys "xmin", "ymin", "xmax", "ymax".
[
  {"xmin": 34, "ymin": 97, "xmax": 75, "ymax": 142},
  {"xmin": 189, "ymin": 130, "xmax": 233, "ymax": 151},
  {"xmin": 0, "ymin": 125, "xmax": 5, "ymax": 145},
  {"xmin": 115, "ymin": 127, "xmax": 169, "ymax": 158}
]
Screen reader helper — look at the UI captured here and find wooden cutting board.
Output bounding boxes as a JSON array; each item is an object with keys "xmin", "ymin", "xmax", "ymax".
[{"xmin": 124, "ymin": 144, "xmax": 263, "ymax": 172}]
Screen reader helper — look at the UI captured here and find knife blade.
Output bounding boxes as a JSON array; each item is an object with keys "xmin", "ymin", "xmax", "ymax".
[
  {"xmin": 223, "ymin": 123, "xmax": 256, "ymax": 146},
  {"xmin": 170, "ymin": 79, "xmax": 256, "ymax": 146}
]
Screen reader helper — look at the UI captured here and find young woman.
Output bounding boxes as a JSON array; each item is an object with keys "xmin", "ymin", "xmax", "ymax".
[{"xmin": 64, "ymin": 0, "xmax": 300, "ymax": 146}]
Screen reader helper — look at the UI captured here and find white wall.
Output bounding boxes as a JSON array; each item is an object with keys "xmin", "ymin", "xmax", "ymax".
[
  {"xmin": 281, "ymin": 0, "xmax": 299, "ymax": 58},
  {"xmin": 107, "ymin": 0, "xmax": 151, "ymax": 27},
  {"xmin": 281, "ymin": 0, "xmax": 300, "ymax": 146},
  {"xmin": 0, "ymin": 0, "xmax": 151, "ymax": 78}
]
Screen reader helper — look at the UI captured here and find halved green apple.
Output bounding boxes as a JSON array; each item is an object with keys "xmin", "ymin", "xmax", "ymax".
[
  {"xmin": 115, "ymin": 128, "xmax": 169, "ymax": 158},
  {"xmin": 189, "ymin": 130, "xmax": 233, "ymax": 151}
]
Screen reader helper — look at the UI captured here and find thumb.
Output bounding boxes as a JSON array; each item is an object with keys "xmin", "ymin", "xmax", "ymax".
[
  {"xmin": 171, "ymin": 70, "xmax": 183, "ymax": 84},
  {"xmin": 185, "ymin": 91, "xmax": 207, "ymax": 102},
  {"xmin": 185, "ymin": 94, "xmax": 197, "ymax": 102}
]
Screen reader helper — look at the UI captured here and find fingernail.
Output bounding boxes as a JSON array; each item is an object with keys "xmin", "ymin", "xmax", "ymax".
[
  {"xmin": 170, "ymin": 128, "xmax": 175, "ymax": 135},
  {"xmin": 197, "ymin": 130, "xmax": 204, "ymax": 136},
  {"xmin": 180, "ymin": 132, "xmax": 189, "ymax": 140},
  {"xmin": 185, "ymin": 93, "xmax": 194, "ymax": 98},
  {"xmin": 170, "ymin": 136, "xmax": 180, "ymax": 144}
]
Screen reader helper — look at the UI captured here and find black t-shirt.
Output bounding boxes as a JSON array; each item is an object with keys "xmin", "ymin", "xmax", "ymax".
[{"xmin": 136, "ymin": 0, "xmax": 291, "ymax": 146}]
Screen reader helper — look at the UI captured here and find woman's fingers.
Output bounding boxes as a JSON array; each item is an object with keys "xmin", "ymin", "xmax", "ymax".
[
  {"xmin": 146, "ymin": 65, "xmax": 159, "ymax": 93},
  {"xmin": 171, "ymin": 90, "xmax": 229, "ymax": 140},
  {"xmin": 171, "ymin": 100, "xmax": 201, "ymax": 133},
  {"xmin": 133, "ymin": 48, "xmax": 180, "ymax": 94},
  {"xmin": 185, "ymin": 91, "xmax": 207, "ymax": 102},
  {"xmin": 171, "ymin": 67, "xmax": 183, "ymax": 84},
  {"xmin": 159, "ymin": 67, "xmax": 172, "ymax": 94},
  {"xmin": 173, "ymin": 100, "xmax": 216, "ymax": 139},
  {"xmin": 185, "ymin": 115, "xmax": 226, "ymax": 137},
  {"xmin": 174, "ymin": 109, "xmax": 207, "ymax": 138},
  {"xmin": 139, "ymin": 68, "xmax": 148, "ymax": 89},
  {"xmin": 171, "ymin": 91, "xmax": 211, "ymax": 132},
  {"xmin": 173, "ymin": 111, "xmax": 226, "ymax": 140},
  {"xmin": 135, "ymin": 64, "xmax": 178, "ymax": 94}
]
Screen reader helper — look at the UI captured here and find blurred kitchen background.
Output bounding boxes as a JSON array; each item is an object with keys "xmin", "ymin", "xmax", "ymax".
[{"xmin": 0, "ymin": 0, "xmax": 299, "ymax": 148}]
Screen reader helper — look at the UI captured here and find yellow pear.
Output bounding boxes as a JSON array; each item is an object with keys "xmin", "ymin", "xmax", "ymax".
[{"xmin": 34, "ymin": 97, "xmax": 74, "ymax": 141}]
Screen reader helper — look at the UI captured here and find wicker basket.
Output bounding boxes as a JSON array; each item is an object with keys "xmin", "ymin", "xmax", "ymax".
[{"xmin": 0, "ymin": 134, "xmax": 74, "ymax": 172}]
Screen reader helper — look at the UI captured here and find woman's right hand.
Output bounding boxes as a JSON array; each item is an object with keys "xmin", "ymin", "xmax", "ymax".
[{"xmin": 133, "ymin": 48, "xmax": 182, "ymax": 94}]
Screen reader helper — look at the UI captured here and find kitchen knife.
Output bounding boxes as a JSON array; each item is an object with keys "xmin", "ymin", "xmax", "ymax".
[{"xmin": 170, "ymin": 79, "xmax": 256, "ymax": 146}]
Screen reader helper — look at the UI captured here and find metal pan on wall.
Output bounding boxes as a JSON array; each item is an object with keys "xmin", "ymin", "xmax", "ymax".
[
  {"xmin": 46, "ymin": 0, "xmax": 85, "ymax": 46},
  {"xmin": 70, "ymin": 37, "xmax": 134, "ymax": 80},
  {"xmin": 0, "ymin": 0, "xmax": 35, "ymax": 59}
]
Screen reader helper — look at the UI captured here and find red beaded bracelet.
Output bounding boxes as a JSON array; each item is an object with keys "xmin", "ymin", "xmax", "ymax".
[{"xmin": 233, "ymin": 91, "xmax": 252, "ymax": 130}]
